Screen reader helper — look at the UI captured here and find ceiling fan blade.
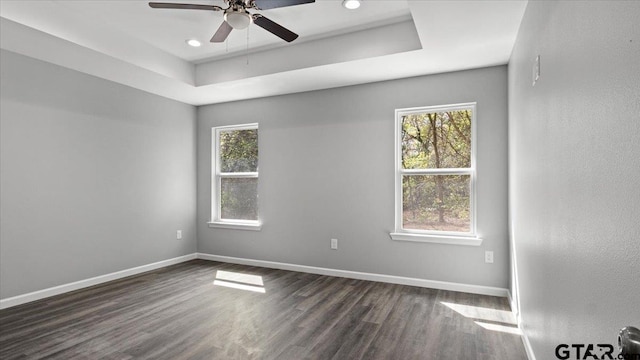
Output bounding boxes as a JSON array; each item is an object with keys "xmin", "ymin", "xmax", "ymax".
[
  {"xmin": 148, "ymin": 2, "xmax": 223, "ymax": 11},
  {"xmin": 211, "ymin": 21, "xmax": 233, "ymax": 43},
  {"xmin": 252, "ymin": 14, "xmax": 298, "ymax": 42},
  {"xmin": 252, "ymin": 0, "xmax": 314, "ymax": 10}
]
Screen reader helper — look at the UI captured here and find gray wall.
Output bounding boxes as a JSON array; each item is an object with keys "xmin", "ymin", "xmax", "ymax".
[
  {"xmin": 0, "ymin": 50, "xmax": 197, "ymax": 299},
  {"xmin": 508, "ymin": 1, "xmax": 640, "ymax": 357},
  {"xmin": 198, "ymin": 66, "xmax": 509, "ymax": 288}
]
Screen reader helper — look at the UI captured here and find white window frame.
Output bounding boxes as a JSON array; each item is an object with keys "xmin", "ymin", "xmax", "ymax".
[
  {"xmin": 208, "ymin": 123, "xmax": 261, "ymax": 231},
  {"xmin": 390, "ymin": 103, "xmax": 482, "ymax": 246}
]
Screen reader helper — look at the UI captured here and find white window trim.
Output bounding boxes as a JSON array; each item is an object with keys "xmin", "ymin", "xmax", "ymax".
[
  {"xmin": 391, "ymin": 103, "xmax": 481, "ymax": 246},
  {"xmin": 208, "ymin": 220, "xmax": 262, "ymax": 231},
  {"xmin": 208, "ymin": 123, "xmax": 262, "ymax": 230}
]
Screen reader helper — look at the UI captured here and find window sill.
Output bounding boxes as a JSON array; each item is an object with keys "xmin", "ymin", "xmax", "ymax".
[
  {"xmin": 389, "ymin": 232, "xmax": 482, "ymax": 246},
  {"xmin": 208, "ymin": 221, "xmax": 262, "ymax": 231}
]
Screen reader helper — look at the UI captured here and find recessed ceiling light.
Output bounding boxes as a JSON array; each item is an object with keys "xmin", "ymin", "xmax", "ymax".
[
  {"xmin": 342, "ymin": 0, "xmax": 360, "ymax": 10},
  {"xmin": 186, "ymin": 39, "xmax": 201, "ymax": 47}
]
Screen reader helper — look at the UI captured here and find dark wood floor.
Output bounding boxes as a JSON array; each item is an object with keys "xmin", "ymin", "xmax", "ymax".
[{"xmin": 0, "ymin": 260, "xmax": 527, "ymax": 360}]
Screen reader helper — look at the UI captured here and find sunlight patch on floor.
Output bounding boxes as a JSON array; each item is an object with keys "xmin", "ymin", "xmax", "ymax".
[
  {"xmin": 440, "ymin": 301, "xmax": 521, "ymax": 335},
  {"xmin": 216, "ymin": 270, "xmax": 264, "ymax": 286},
  {"xmin": 440, "ymin": 301, "xmax": 517, "ymax": 325},
  {"xmin": 213, "ymin": 270, "xmax": 265, "ymax": 293},
  {"xmin": 474, "ymin": 321, "xmax": 522, "ymax": 335}
]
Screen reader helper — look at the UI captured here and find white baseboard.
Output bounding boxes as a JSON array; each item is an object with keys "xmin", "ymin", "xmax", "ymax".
[
  {"xmin": 521, "ymin": 326, "xmax": 536, "ymax": 360},
  {"xmin": 197, "ymin": 253, "xmax": 509, "ymax": 297},
  {"xmin": 508, "ymin": 290, "xmax": 514, "ymax": 310},
  {"xmin": 508, "ymin": 290, "xmax": 519, "ymax": 316},
  {"xmin": 1, "ymin": 252, "xmax": 510, "ymax": 310},
  {"xmin": 0, "ymin": 253, "xmax": 197, "ymax": 310},
  {"xmin": 512, "ymin": 305, "xmax": 536, "ymax": 360}
]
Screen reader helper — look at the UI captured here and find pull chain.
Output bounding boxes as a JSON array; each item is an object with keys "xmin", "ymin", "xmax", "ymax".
[{"xmin": 246, "ymin": 25, "xmax": 250, "ymax": 65}]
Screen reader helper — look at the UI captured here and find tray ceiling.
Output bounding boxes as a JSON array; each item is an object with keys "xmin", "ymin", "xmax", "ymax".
[{"xmin": 0, "ymin": 0, "xmax": 528, "ymax": 105}]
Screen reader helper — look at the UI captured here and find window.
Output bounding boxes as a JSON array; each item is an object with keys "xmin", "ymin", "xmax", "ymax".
[
  {"xmin": 209, "ymin": 123, "xmax": 261, "ymax": 230},
  {"xmin": 391, "ymin": 103, "xmax": 481, "ymax": 245}
]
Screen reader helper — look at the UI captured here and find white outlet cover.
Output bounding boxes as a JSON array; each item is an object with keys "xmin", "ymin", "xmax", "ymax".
[
  {"xmin": 485, "ymin": 251, "xmax": 494, "ymax": 263},
  {"xmin": 177, "ymin": 230, "xmax": 182, "ymax": 239}
]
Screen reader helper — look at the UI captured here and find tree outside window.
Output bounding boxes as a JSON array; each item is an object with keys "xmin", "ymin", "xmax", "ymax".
[
  {"xmin": 396, "ymin": 104, "xmax": 475, "ymax": 235},
  {"xmin": 211, "ymin": 124, "xmax": 260, "ymax": 228}
]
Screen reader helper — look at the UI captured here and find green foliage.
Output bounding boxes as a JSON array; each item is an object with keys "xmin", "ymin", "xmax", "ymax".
[
  {"xmin": 401, "ymin": 110, "xmax": 471, "ymax": 170},
  {"xmin": 401, "ymin": 110, "xmax": 472, "ymax": 232},
  {"xmin": 220, "ymin": 129, "xmax": 258, "ymax": 173},
  {"xmin": 219, "ymin": 129, "xmax": 258, "ymax": 220},
  {"xmin": 221, "ymin": 178, "xmax": 258, "ymax": 221},
  {"xmin": 403, "ymin": 175, "xmax": 470, "ymax": 232}
]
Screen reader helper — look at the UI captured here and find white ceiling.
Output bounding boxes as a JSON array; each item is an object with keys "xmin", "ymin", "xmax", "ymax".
[{"xmin": 0, "ymin": 0, "xmax": 528, "ymax": 105}]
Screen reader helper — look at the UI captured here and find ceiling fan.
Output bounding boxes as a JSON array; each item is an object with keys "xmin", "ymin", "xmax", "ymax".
[{"xmin": 149, "ymin": 0, "xmax": 315, "ymax": 43}]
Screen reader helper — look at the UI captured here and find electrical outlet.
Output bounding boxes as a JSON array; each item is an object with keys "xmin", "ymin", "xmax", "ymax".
[
  {"xmin": 331, "ymin": 238, "xmax": 338, "ymax": 250},
  {"xmin": 485, "ymin": 251, "xmax": 494, "ymax": 264},
  {"xmin": 177, "ymin": 230, "xmax": 182, "ymax": 240}
]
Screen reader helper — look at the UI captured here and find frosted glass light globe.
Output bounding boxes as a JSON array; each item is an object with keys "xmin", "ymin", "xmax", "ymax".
[{"xmin": 225, "ymin": 11, "xmax": 251, "ymax": 30}]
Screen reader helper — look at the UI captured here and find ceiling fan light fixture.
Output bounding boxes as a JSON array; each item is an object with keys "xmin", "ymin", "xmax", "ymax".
[
  {"xmin": 224, "ymin": 10, "xmax": 251, "ymax": 30},
  {"xmin": 342, "ymin": 0, "xmax": 360, "ymax": 10}
]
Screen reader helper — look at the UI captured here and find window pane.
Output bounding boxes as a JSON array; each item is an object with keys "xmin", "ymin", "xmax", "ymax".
[
  {"xmin": 221, "ymin": 178, "xmax": 258, "ymax": 221},
  {"xmin": 402, "ymin": 174, "xmax": 470, "ymax": 232},
  {"xmin": 219, "ymin": 129, "xmax": 258, "ymax": 173},
  {"xmin": 401, "ymin": 110, "xmax": 471, "ymax": 169}
]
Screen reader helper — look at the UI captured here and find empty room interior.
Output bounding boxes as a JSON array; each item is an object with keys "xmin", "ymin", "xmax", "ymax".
[{"xmin": 1, "ymin": 0, "xmax": 639, "ymax": 359}]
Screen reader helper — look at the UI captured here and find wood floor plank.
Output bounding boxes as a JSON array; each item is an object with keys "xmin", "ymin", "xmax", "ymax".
[{"xmin": 0, "ymin": 260, "xmax": 528, "ymax": 360}]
